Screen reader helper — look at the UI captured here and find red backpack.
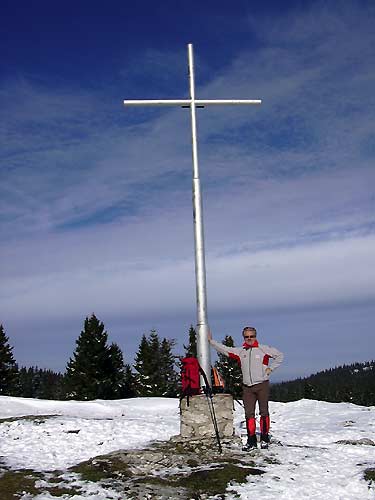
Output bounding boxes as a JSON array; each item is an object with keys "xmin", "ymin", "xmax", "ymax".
[{"xmin": 181, "ymin": 357, "xmax": 201, "ymax": 401}]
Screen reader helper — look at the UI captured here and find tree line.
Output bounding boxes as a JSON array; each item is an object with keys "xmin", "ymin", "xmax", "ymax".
[
  {"xmin": 0, "ymin": 317, "xmax": 197, "ymax": 400},
  {"xmin": 269, "ymin": 361, "xmax": 375, "ymax": 406},
  {"xmin": 1, "ymin": 320, "xmax": 374, "ymax": 406}
]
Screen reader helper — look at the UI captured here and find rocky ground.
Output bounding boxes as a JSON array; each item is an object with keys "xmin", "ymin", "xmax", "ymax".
[
  {"xmin": 0, "ymin": 435, "xmax": 274, "ymax": 499},
  {"xmin": 71, "ymin": 435, "xmax": 269, "ymax": 499}
]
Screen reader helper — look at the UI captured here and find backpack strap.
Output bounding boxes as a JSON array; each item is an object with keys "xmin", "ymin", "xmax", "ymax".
[{"xmin": 198, "ymin": 365, "xmax": 212, "ymax": 396}]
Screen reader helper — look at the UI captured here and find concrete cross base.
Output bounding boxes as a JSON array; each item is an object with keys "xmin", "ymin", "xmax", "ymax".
[{"xmin": 180, "ymin": 393, "xmax": 234, "ymax": 439}]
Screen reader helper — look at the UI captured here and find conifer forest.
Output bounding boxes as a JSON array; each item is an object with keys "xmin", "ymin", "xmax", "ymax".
[{"xmin": 0, "ymin": 320, "xmax": 374, "ymax": 406}]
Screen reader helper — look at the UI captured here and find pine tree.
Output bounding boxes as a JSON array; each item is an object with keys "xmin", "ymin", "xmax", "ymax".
[
  {"xmin": 107, "ymin": 342, "xmax": 134, "ymax": 398},
  {"xmin": 123, "ymin": 363, "xmax": 137, "ymax": 398},
  {"xmin": 64, "ymin": 314, "xmax": 127, "ymax": 400},
  {"xmin": 149, "ymin": 329, "xmax": 162, "ymax": 389},
  {"xmin": 183, "ymin": 325, "xmax": 197, "ymax": 357},
  {"xmin": 38, "ymin": 369, "xmax": 64, "ymax": 400},
  {"xmin": 215, "ymin": 335, "xmax": 243, "ymax": 399},
  {"xmin": 18, "ymin": 367, "xmax": 35, "ymax": 398},
  {"xmin": 133, "ymin": 333, "xmax": 153, "ymax": 396},
  {"xmin": 159, "ymin": 338, "xmax": 178, "ymax": 397},
  {"xmin": 0, "ymin": 324, "xmax": 19, "ymax": 395},
  {"xmin": 133, "ymin": 330, "xmax": 178, "ymax": 397}
]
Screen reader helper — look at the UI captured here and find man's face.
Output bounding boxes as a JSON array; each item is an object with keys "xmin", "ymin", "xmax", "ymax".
[{"xmin": 243, "ymin": 329, "xmax": 257, "ymax": 346}]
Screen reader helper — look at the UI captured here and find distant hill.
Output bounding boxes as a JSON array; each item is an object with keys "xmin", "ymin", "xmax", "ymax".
[{"xmin": 270, "ymin": 361, "xmax": 375, "ymax": 406}]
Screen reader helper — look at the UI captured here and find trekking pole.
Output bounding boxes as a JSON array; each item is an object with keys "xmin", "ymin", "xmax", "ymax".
[
  {"xmin": 204, "ymin": 387, "xmax": 223, "ymax": 454},
  {"xmin": 199, "ymin": 367, "xmax": 223, "ymax": 454}
]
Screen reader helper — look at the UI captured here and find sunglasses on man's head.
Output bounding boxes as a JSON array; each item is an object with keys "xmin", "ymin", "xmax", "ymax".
[{"xmin": 244, "ymin": 334, "xmax": 256, "ymax": 339}]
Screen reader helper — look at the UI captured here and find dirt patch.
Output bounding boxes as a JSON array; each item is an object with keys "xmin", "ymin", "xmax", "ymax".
[
  {"xmin": 0, "ymin": 414, "xmax": 59, "ymax": 424},
  {"xmin": 0, "ymin": 468, "xmax": 82, "ymax": 499},
  {"xmin": 136, "ymin": 462, "xmax": 264, "ymax": 498},
  {"xmin": 364, "ymin": 468, "xmax": 375, "ymax": 485}
]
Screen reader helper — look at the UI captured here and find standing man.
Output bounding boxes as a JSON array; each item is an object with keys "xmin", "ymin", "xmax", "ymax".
[{"xmin": 208, "ymin": 327, "xmax": 284, "ymax": 450}]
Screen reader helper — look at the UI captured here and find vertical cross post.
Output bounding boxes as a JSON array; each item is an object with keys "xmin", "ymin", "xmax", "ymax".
[
  {"xmin": 187, "ymin": 44, "xmax": 211, "ymax": 382},
  {"xmin": 123, "ymin": 43, "xmax": 261, "ymax": 385}
]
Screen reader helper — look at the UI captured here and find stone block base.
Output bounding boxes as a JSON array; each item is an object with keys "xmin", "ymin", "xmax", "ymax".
[{"xmin": 180, "ymin": 393, "xmax": 234, "ymax": 439}]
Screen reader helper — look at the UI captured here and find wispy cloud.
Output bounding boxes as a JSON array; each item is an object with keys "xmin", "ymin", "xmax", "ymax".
[
  {"xmin": 1, "ymin": 229, "xmax": 374, "ymax": 323},
  {"xmin": 2, "ymin": 1, "xmax": 374, "ymax": 239}
]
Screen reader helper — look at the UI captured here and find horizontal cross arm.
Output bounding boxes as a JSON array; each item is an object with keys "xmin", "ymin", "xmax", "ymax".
[
  {"xmin": 195, "ymin": 99, "xmax": 261, "ymax": 105},
  {"xmin": 123, "ymin": 99, "xmax": 191, "ymax": 106},
  {"xmin": 123, "ymin": 98, "xmax": 261, "ymax": 107}
]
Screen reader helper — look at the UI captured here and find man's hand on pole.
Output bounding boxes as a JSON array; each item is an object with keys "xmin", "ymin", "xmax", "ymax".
[{"xmin": 207, "ymin": 330, "xmax": 212, "ymax": 341}]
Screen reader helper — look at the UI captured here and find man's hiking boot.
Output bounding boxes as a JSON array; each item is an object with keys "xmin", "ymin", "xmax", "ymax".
[
  {"xmin": 242, "ymin": 434, "xmax": 257, "ymax": 451},
  {"xmin": 260, "ymin": 433, "xmax": 270, "ymax": 449}
]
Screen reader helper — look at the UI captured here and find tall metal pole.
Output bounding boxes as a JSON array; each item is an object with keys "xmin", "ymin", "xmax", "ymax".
[{"xmin": 187, "ymin": 44, "xmax": 211, "ymax": 382}]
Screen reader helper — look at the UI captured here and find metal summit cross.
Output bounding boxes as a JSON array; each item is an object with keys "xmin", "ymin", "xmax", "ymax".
[{"xmin": 123, "ymin": 43, "xmax": 261, "ymax": 384}]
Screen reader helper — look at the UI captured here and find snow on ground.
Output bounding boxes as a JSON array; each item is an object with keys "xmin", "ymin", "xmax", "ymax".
[
  {"xmin": 232, "ymin": 399, "xmax": 375, "ymax": 499},
  {"xmin": 0, "ymin": 396, "xmax": 374, "ymax": 499},
  {"xmin": 0, "ymin": 397, "xmax": 179, "ymax": 470}
]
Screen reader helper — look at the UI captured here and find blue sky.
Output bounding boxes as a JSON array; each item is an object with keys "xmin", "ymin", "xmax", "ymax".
[{"xmin": 1, "ymin": 0, "xmax": 374, "ymax": 381}]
